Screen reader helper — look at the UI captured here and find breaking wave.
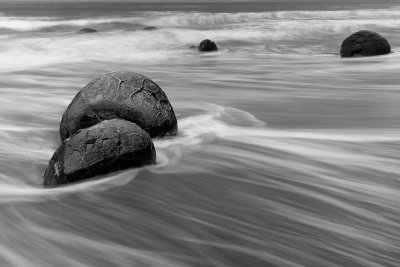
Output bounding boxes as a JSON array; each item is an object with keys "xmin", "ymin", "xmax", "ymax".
[
  {"xmin": 0, "ymin": 6, "xmax": 399, "ymax": 71},
  {"xmin": 2, "ymin": 7, "xmax": 400, "ymax": 31}
]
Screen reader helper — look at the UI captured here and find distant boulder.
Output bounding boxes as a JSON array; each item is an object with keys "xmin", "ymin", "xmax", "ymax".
[
  {"xmin": 189, "ymin": 45, "xmax": 198, "ymax": 50},
  {"xmin": 60, "ymin": 71, "xmax": 177, "ymax": 140},
  {"xmin": 340, "ymin": 30, "xmax": 391, "ymax": 57},
  {"xmin": 43, "ymin": 119, "xmax": 156, "ymax": 186},
  {"xmin": 198, "ymin": 39, "xmax": 218, "ymax": 52},
  {"xmin": 142, "ymin": 26, "xmax": 157, "ymax": 31},
  {"xmin": 77, "ymin": 28, "xmax": 98, "ymax": 34}
]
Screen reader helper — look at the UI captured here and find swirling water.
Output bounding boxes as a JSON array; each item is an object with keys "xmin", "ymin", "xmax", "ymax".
[{"xmin": 0, "ymin": 1, "xmax": 399, "ymax": 266}]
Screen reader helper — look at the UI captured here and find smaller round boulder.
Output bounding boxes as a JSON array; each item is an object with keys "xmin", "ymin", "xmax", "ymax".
[
  {"xmin": 340, "ymin": 30, "xmax": 391, "ymax": 57},
  {"xmin": 142, "ymin": 27, "xmax": 157, "ymax": 31},
  {"xmin": 198, "ymin": 39, "xmax": 218, "ymax": 52},
  {"xmin": 44, "ymin": 119, "xmax": 156, "ymax": 186},
  {"xmin": 77, "ymin": 28, "xmax": 98, "ymax": 34}
]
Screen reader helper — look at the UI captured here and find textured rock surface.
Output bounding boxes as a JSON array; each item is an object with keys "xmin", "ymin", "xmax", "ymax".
[
  {"xmin": 198, "ymin": 39, "xmax": 218, "ymax": 52},
  {"xmin": 77, "ymin": 28, "xmax": 98, "ymax": 34},
  {"xmin": 44, "ymin": 119, "xmax": 156, "ymax": 186},
  {"xmin": 340, "ymin": 30, "xmax": 391, "ymax": 57},
  {"xmin": 60, "ymin": 71, "xmax": 177, "ymax": 140}
]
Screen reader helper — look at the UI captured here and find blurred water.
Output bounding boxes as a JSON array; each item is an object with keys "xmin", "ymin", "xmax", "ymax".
[{"xmin": 0, "ymin": 1, "xmax": 399, "ymax": 267}]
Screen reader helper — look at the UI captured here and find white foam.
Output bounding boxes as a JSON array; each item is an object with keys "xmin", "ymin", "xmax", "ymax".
[
  {"xmin": 0, "ymin": 16, "xmax": 134, "ymax": 31},
  {"xmin": 0, "ymin": 31, "xmax": 184, "ymax": 71},
  {"xmin": 139, "ymin": 8, "xmax": 400, "ymax": 27},
  {"xmin": 1, "ymin": 6, "xmax": 400, "ymax": 70},
  {"xmin": 0, "ymin": 104, "xmax": 399, "ymax": 202},
  {"xmin": 0, "ymin": 8, "xmax": 400, "ymax": 31}
]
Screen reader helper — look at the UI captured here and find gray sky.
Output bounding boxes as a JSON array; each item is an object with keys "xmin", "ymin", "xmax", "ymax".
[{"xmin": 8, "ymin": 0, "xmax": 238, "ymax": 1}]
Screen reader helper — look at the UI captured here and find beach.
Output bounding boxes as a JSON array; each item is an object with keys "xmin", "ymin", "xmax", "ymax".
[{"xmin": 0, "ymin": 1, "xmax": 399, "ymax": 266}]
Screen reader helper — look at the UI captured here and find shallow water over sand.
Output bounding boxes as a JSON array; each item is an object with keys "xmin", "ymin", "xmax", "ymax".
[{"xmin": 0, "ymin": 1, "xmax": 399, "ymax": 267}]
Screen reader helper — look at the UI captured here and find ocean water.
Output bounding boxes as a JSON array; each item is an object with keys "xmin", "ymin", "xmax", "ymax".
[{"xmin": 0, "ymin": 1, "xmax": 399, "ymax": 266}]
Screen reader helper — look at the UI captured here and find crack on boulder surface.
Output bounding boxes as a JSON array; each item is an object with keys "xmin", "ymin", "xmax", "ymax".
[
  {"xmin": 112, "ymin": 75, "xmax": 126, "ymax": 102},
  {"xmin": 54, "ymin": 162, "xmax": 61, "ymax": 177},
  {"xmin": 81, "ymin": 87, "xmax": 102, "ymax": 123},
  {"xmin": 153, "ymin": 108, "xmax": 164, "ymax": 126},
  {"xmin": 71, "ymin": 145, "xmax": 88, "ymax": 169},
  {"xmin": 105, "ymin": 121, "xmax": 122, "ymax": 156},
  {"xmin": 128, "ymin": 78, "xmax": 146, "ymax": 100}
]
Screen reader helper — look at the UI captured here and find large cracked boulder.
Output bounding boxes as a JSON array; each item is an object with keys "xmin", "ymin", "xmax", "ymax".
[
  {"xmin": 44, "ymin": 119, "xmax": 156, "ymax": 186},
  {"xmin": 340, "ymin": 30, "xmax": 391, "ymax": 57},
  {"xmin": 60, "ymin": 71, "xmax": 177, "ymax": 140}
]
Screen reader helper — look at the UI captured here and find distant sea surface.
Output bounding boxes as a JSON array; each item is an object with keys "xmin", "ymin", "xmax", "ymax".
[{"xmin": 0, "ymin": 1, "xmax": 399, "ymax": 266}]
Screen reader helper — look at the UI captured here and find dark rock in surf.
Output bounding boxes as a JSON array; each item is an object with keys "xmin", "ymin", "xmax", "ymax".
[
  {"xmin": 142, "ymin": 26, "xmax": 157, "ymax": 31},
  {"xmin": 44, "ymin": 119, "xmax": 156, "ymax": 186},
  {"xmin": 340, "ymin": 30, "xmax": 391, "ymax": 57},
  {"xmin": 189, "ymin": 45, "xmax": 198, "ymax": 50},
  {"xmin": 198, "ymin": 39, "xmax": 218, "ymax": 52},
  {"xmin": 60, "ymin": 71, "xmax": 177, "ymax": 140},
  {"xmin": 77, "ymin": 28, "xmax": 98, "ymax": 34}
]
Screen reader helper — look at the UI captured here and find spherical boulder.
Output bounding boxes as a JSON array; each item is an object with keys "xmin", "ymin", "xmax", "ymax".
[
  {"xmin": 340, "ymin": 30, "xmax": 391, "ymax": 57},
  {"xmin": 44, "ymin": 119, "xmax": 156, "ymax": 186},
  {"xmin": 60, "ymin": 71, "xmax": 177, "ymax": 140},
  {"xmin": 198, "ymin": 39, "xmax": 218, "ymax": 52},
  {"xmin": 77, "ymin": 28, "xmax": 98, "ymax": 34}
]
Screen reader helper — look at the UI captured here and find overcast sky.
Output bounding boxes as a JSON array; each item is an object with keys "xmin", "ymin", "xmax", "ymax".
[{"xmin": 6, "ymin": 0, "xmax": 331, "ymax": 2}]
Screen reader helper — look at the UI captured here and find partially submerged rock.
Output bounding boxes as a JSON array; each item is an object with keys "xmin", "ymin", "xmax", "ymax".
[
  {"xmin": 340, "ymin": 30, "xmax": 391, "ymax": 57},
  {"xmin": 142, "ymin": 26, "xmax": 157, "ymax": 31},
  {"xmin": 198, "ymin": 39, "xmax": 218, "ymax": 52},
  {"xmin": 60, "ymin": 71, "xmax": 178, "ymax": 140},
  {"xmin": 44, "ymin": 119, "xmax": 156, "ymax": 186},
  {"xmin": 77, "ymin": 28, "xmax": 98, "ymax": 34}
]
